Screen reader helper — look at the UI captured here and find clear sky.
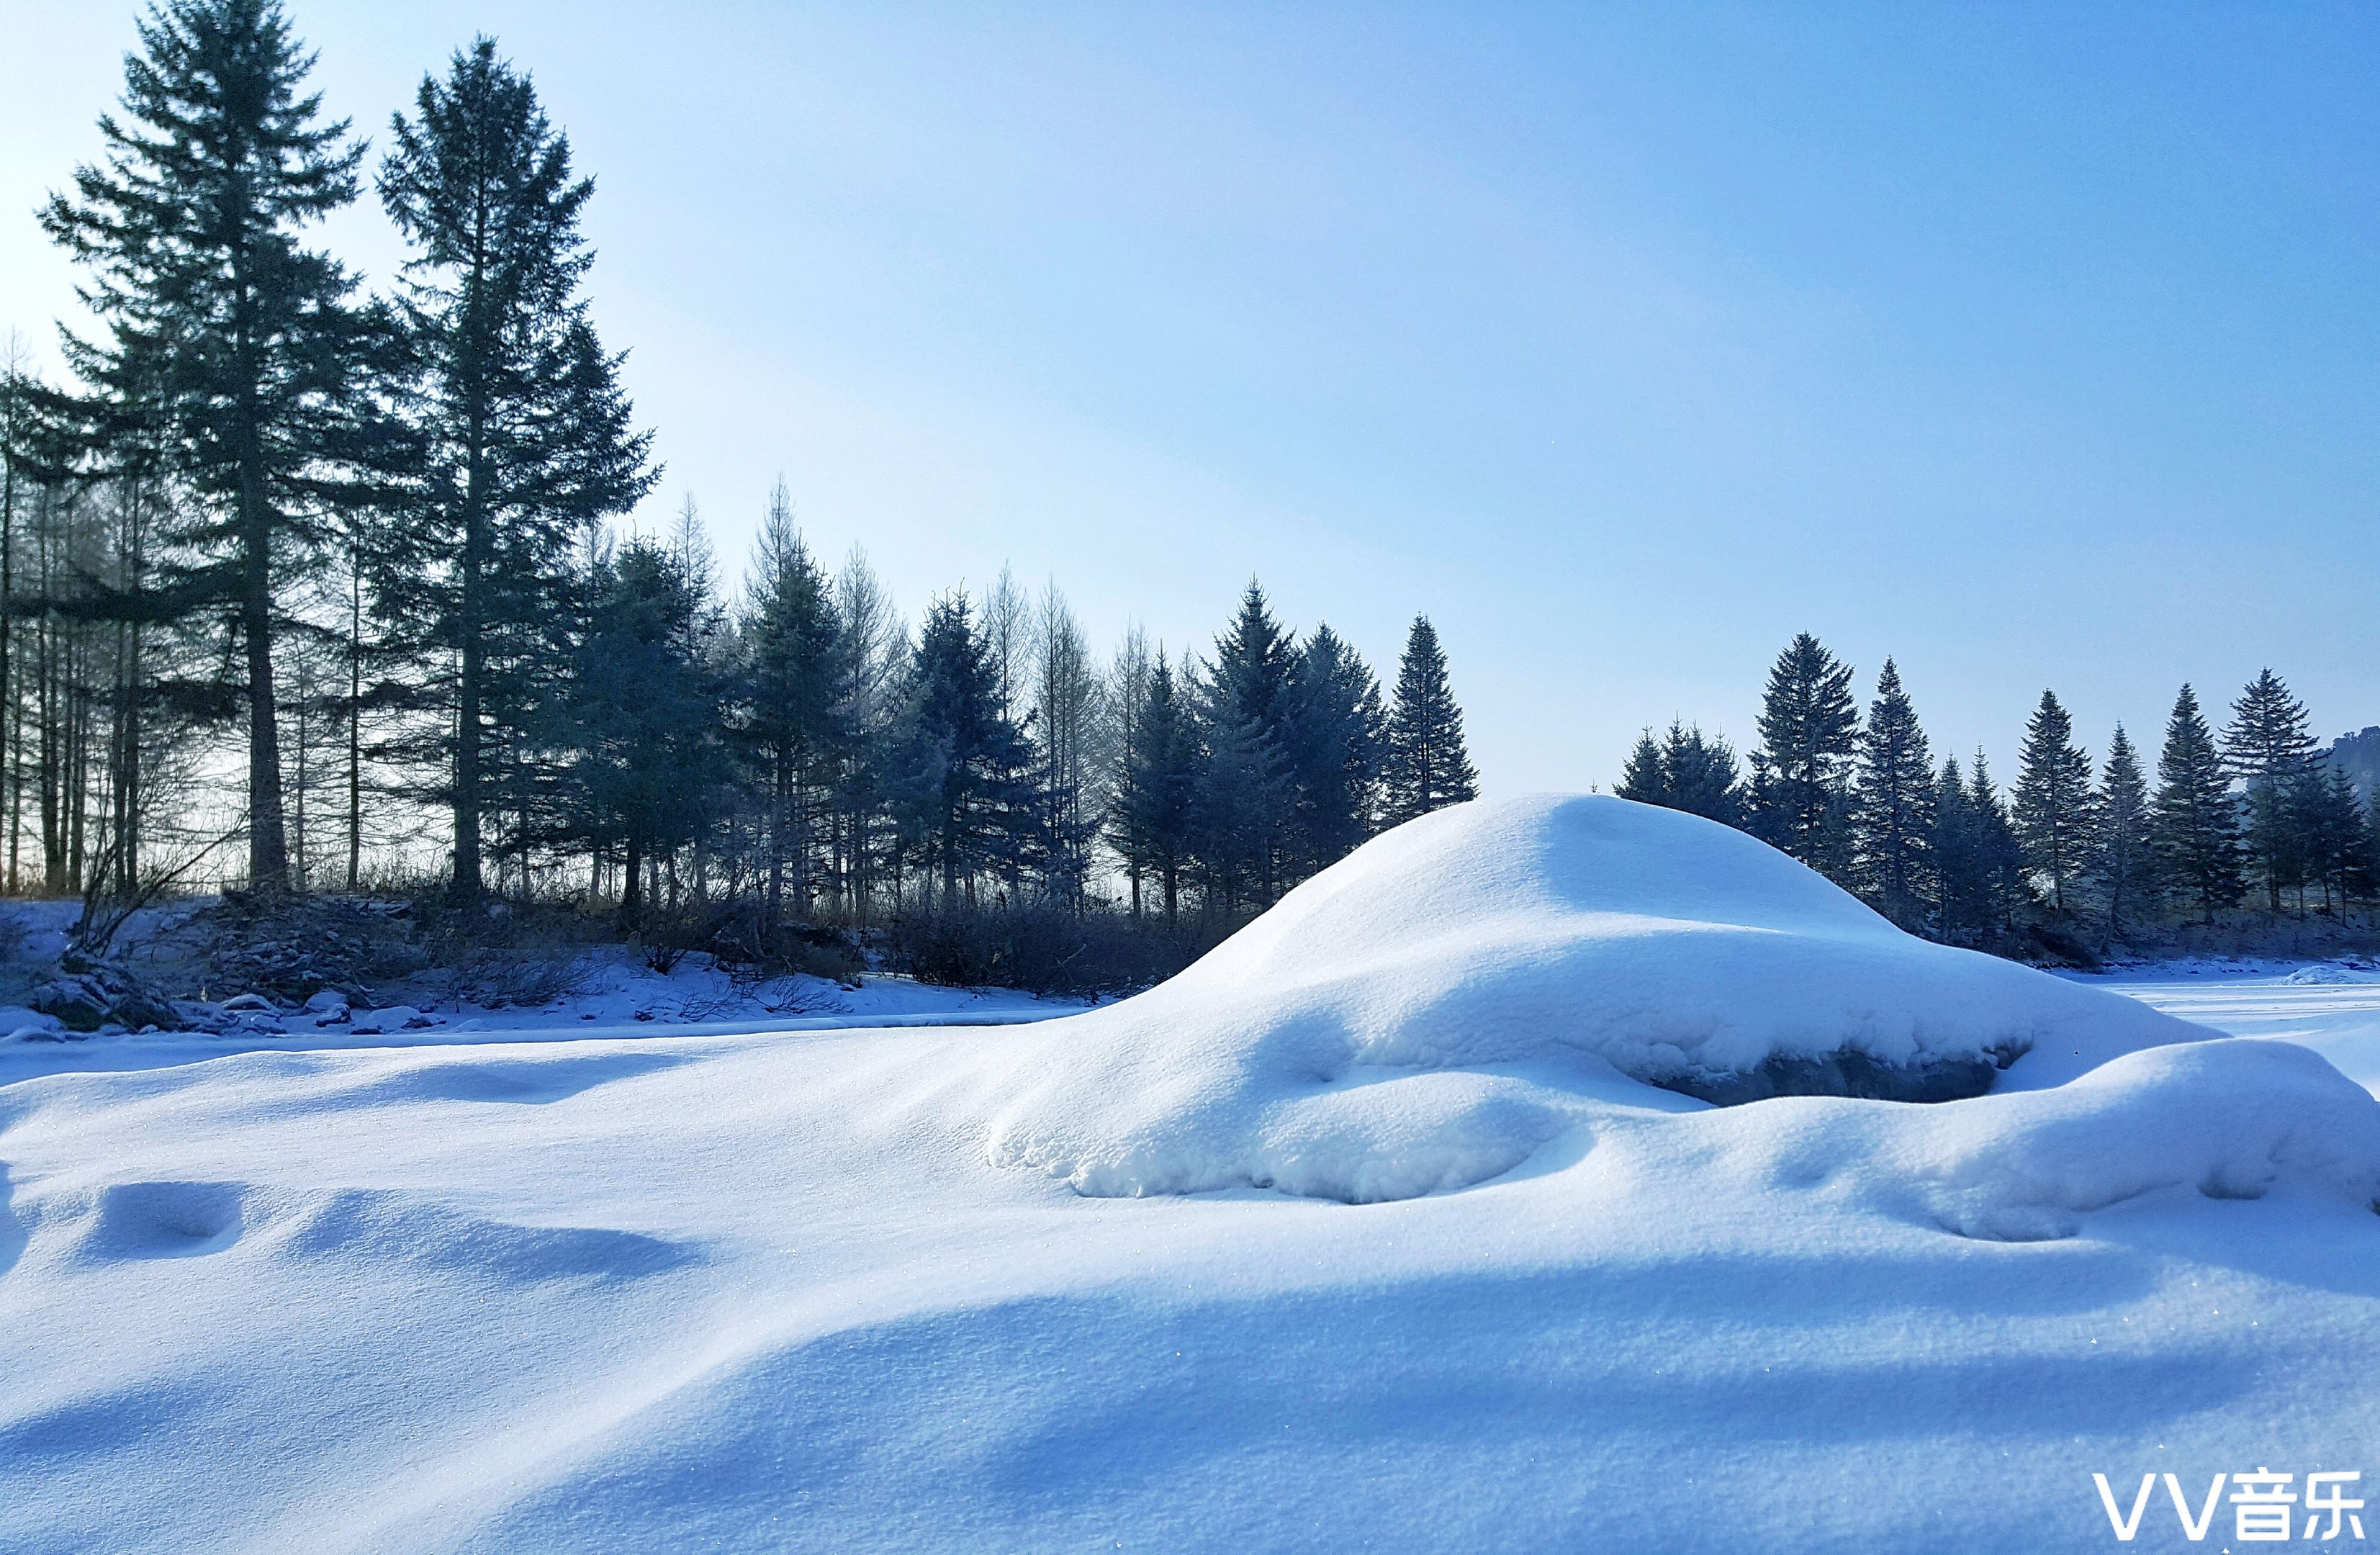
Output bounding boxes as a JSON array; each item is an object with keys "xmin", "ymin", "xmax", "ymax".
[{"xmin": 4, "ymin": 1, "xmax": 2375, "ymax": 793}]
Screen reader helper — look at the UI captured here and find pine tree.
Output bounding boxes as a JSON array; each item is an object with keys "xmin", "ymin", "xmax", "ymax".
[
  {"xmin": 1109, "ymin": 651, "xmax": 1195, "ymax": 925},
  {"xmin": 377, "ymin": 37, "xmax": 656, "ymax": 905},
  {"xmin": 2013, "ymin": 689, "xmax": 2096, "ymax": 916},
  {"xmin": 1281, "ymin": 623, "xmax": 1385, "ymax": 875},
  {"xmin": 42, "ymin": 0, "xmax": 378, "ymax": 891},
  {"xmin": 1929, "ymin": 756, "xmax": 1981, "ymax": 944},
  {"xmin": 1191, "ymin": 582, "xmax": 1294, "ymax": 907},
  {"xmin": 1027, "ymin": 580, "xmax": 1106, "ymax": 910},
  {"xmin": 2091, "ymin": 724, "xmax": 2156, "ymax": 943},
  {"xmin": 1661, "ymin": 723, "xmax": 1744, "ymax": 826},
  {"xmin": 2150, "ymin": 684, "xmax": 2245, "ymax": 924},
  {"xmin": 738, "ymin": 479, "xmax": 842, "ymax": 922},
  {"xmin": 1619, "ymin": 721, "xmax": 1743, "ymax": 826},
  {"xmin": 2224, "ymin": 668, "xmax": 2319, "ymax": 914},
  {"xmin": 1747, "ymin": 633, "xmax": 1857, "ymax": 878},
  {"xmin": 1381, "ymin": 615, "xmax": 1477, "ymax": 824},
  {"xmin": 569, "ymin": 536, "xmax": 726, "ymax": 922},
  {"xmin": 2297, "ymin": 763, "xmax": 2369, "ymax": 916},
  {"xmin": 1968, "ymin": 753, "xmax": 2031, "ymax": 940},
  {"xmin": 888, "ymin": 591, "xmax": 1032, "ymax": 909},
  {"xmin": 1616, "ymin": 729, "xmax": 1667, "ymax": 806},
  {"xmin": 1852, "ymin": 659, "xmax": 1935, "ymax": 925}
]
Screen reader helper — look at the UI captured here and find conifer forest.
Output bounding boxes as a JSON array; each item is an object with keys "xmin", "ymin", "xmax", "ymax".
[
  {"xmin": 4, "ymin": 0, "xmax": 2366, "ymax": 989},
  {"xmin": 0, "ymin": 1, "xmax": 1483, "ymax": 988}
]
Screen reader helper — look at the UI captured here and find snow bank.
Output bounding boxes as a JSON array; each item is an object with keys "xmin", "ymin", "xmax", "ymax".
[{"xmin": 981, "ymin": 795, "xmax": 2259, "ymax": 1202}]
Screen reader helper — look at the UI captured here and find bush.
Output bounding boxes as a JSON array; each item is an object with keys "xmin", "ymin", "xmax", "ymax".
[{"xmin": 878, "ymin": 903, "xmax": 1217, "ymax": 999}]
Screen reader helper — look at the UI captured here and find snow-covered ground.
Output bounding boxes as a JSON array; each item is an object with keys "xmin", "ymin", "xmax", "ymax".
[{"xmin": 6, "ymin": 798, "xmax": 2380, "ymax": 1554}]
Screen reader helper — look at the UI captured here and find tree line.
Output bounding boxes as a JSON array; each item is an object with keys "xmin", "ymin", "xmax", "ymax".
[
  {"xmin": 0, "ymin": 0, "xmax": 1479, "ymax": 941},
  {"xmin": 1621, "ymin": 632, "xmax": 2375, "ymax": 953}
]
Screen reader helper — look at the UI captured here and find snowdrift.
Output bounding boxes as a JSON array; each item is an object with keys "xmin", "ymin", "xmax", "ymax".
[{"xmin": 982, "ymin": 795, "xmax": 2380, "ymax": 1209}]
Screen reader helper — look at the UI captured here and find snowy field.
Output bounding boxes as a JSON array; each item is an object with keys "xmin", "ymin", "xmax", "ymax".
[{"xmin": 6, "ymin": 798, "xmax": 2380, "ymax": 1553}]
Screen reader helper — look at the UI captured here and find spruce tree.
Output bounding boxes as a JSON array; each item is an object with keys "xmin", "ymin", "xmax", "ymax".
[
  {"xmin": 1852, "ymin": 659, "xmax": 1935, "ymax": 925},
  {"xmin": 569, "ymin": 536, "xmax": 726, "ymax": 921},
  {"xmin": 2013, "ymin": 689, "xmax": 2096, "ymax": 916},
  {"xmin": 738, "ymin": 479, "xmax": 842, "ymax": 921},
  {"xmin": 888, "ymin": 591, "xmax": 1032, "ymax": 909},
  {"xmin": 1110, "ymin": 652, "xmax": 1195, "ymax": 924},
  {"xmin": 1929, "ymin": 756, "xmax": 1980, "ymax": 944},
  {"xmin": 1281, "ymin": 623, "xmax": 1385, "ymax": 875},
  {"xmin": 2150, "ymin": 684, "xmax": 2245, "ymax": 924},
  {"xmin": 1616, "ymin": 729, "xmax": 1668, "ymax": 806},
  {"xmin": 42, "ymin": 0, "xmax": 377, "ymax": 891},
  {"xmin": 378, "ymin": 37, "xmax": 656, "ymax": 904},
  {"xmin": 1661, "ymin": 723, "xmax": 1744, "ymax": 826},
  {"xmin": 1747, "ymin": 633, "xmax": 1857, "ymax": 878},
  {"xmin": 1968, "ymin": 753, "xmax": 2031, "ymax": 940},
  {"xmin": 1381, "ymin": 615, "xmax": 1477, "ymax": 824},
  {"xmin": 2091, "ymin": 724, "xmax": 2156, "ymax": 943},
  {"xmin": 1191, "ymin": 581, "xmax": 1295, "ymax": 903},
  {"xmin": 2224, "ymin": 668, "xmax": 2318, "ymax": 914}
]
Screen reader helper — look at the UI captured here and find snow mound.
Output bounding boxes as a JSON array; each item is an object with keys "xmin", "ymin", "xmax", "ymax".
[
  {"xmin": 1706, "ymin": 1037, "xmax": 2380, "ymax": 1240},
  {"xmin": 983, "ymin": 795, "xmax": 2223, "ymax": 1202}
]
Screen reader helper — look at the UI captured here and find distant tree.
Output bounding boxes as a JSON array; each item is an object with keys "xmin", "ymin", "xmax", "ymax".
[
  {"xmin": 2013, "ymin": 690, "xmax": 2096, "ymax": 916},
  {"xmin": 1193, "ymin": 582, "xmax": 1295, "ymax": 907},
  {"xmin": 1747, "ymin": 633, "xmax": 1857, "ymax": 878},
  {"xmin": 1109, "ymin": 650, "xmax": 1195, "ymax": 925},
  {"xmin": 42, "ymin": 0, "xmax": 380, "ymax": 891},
  {"xmin": 2090, "ymin": 724, "xmax": 2157, "ymax": 943},
  {"xmin": 1967, "ymin": 752, "xmax": 2032, "ymax": 940},
  {"xmin": 377, "ymin": 35, "xmax": 657, "ymax": 905},
  {"xmin": 2299, "ymin": 764, "xmax": 2373, "ymax": 917},
  {"xmin": 888, "ymin": 591, "xmax": 1032, "ymax": 909},
  {"xmin": 1929, "ymin": 756, "xmax": 1983, "ymax": 944},
  {"xmin": 1281, "ymin": 623, "xmax": 1385, "ymax": 874},
  {"xmin": 1617, "ymin": 730, "xmax": 1667, "ymax": 806},
  {"xmin": 736, "ymin": 479, "xmax": 842, "ymax": 922},
  {"xmin": 569, "ymin": 536, "xmax": 726, "ymax": 922},
  {"xmin": 2224, "ymin": 668, "xmax": 2319, "ymax": 914},
  {"xmin": 2150, "ymin": 684, "xmax": 2245, "ymax": 924},
  {"xmin": 1661, "ymin": 723, "xmax": 1744, "ymax": 826},
  {"xmin": 1381, "ymin": 615, "xmax": 1477, "ymax": 825},
  {"xmin": 1027, "ymin": 580, "xmax": 1106, "ymax": 910},
  {"xmin": 1852, "ymin": 659, "xmax": 1935, "ymax": 925}
]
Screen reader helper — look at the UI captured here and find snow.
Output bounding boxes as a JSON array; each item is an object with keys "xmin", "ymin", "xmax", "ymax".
[
  {"xmin": 5, "ymin": 796, "xmax": 2380, "ymax": 1552},
  {"xmin": 977, "ymin": 795, "xmax": 2215, "ymax": 1202}
]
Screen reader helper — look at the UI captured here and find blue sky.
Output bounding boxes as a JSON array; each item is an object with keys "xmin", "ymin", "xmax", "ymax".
[{"xmin": 4, "ymin": 1, "xmax": 2375, "ymax": 791}]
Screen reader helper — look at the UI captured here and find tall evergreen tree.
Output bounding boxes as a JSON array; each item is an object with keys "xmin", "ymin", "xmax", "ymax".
[
  {"xmin": 1616, "ymin": 729, "xmax": 1667, "ymax": 806},
  {"xmin": 1852, "ymin": 659, "xmax": 1935, "ymax": 924},
  {"xmin": 1381, "ymin": 614, "xmax": 1477, "ymax": 825},
  {"xmin": 1619, "ymin": 721, "xmax": 1744, "ymax": 826},
  {"xmin": 1968, "ymin": 752, "xmax": 2031, "ymax": 939},
  {"xmin": 1929, "ymin": 756, "xmax": 1982, "ymax": 944},
  {"xmin": 1281, "ymin": 623, "xmax": 1385, "ymax": 875},
  {"xmin": 1027, "ymin": 580, "xmax": 1106, "ymax": 910},
  {"xmin": 2224, "ymin": 668, "xmax": 2319, "ymax": 914},
  {"xmin": 378, "ymin": 37, "xmax": 656, "ymax": 905},
  {"xmin": 2150, "ymin": 684, "xmax": 2245, "ymax": 924},
  {"xmin": 1109, "ymin": 650, "xmax": 1195, "ymax": 925},
  {"xmin": 736, "ymin": 479, "xmax": 841, "ymax": 921},
  {"xmin": 2013, "ymin": 689, "xmax": 2096, "ymax": 916},
  {"xmin": 1659, "ymin": 723, "xmax": 1744, "ymax": 826},
  {"xmin": 42, "ymin": 0, "xmax": 377, "ymax": 891},
  {"xmin": 2299, "ymin": 764, "xmax": 2372, "ymax": 916},
  {"xmin": 888, "ymin": 591, "xmax": 1031, "ymax": 909},
  {"xmin": 1746, "ymin": 633, "xmax": 1857, "ymax": 878},
  {"xmin": 568, "ymin": 535, "xmax": 725, "ymax": 921},
  {"xmin": 2091, "ymin": 724, "xmax": 2156, "ymax": 942},
  {"xmin": 1192, "ymin": 581, "xmax": 1296, "ymax": 904}
]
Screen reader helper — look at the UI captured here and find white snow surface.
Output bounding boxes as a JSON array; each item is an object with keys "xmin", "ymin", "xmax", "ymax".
[
  {"xmin": 978, "ymin": 795, "xmax": 2231, "ymax": 1202},
  {"xmin": 6, "ymin": 795, "xmax": 2380, "ymax": 1553}
]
